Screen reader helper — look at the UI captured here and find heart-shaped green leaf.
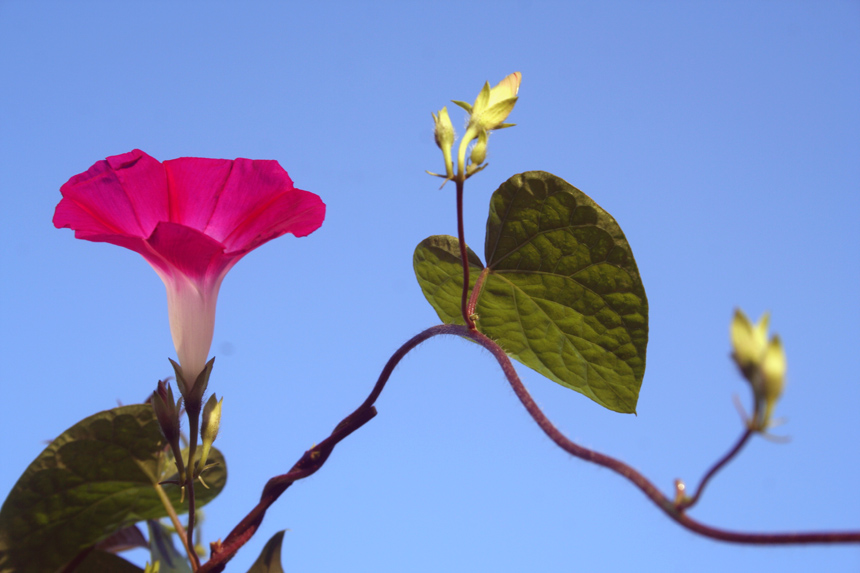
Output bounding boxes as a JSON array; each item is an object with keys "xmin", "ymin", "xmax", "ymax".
[
  {"xmin": 414, "ymin": 171, "xmax": 648, "ymax": 413},
  {"xmin": 0, "ymin": 405, "xmax": 227, "ymax": 573}
]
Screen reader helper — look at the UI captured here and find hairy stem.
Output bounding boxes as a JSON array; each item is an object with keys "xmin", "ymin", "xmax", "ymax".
[
  {"xmin": 199, "ymin": 324, "xmax": 860, "ymax": 571},
  {"xmin": 451, "ymin": 325, "xmax": 860, "ymax": 544},
  {"xmin": 467, "ymin": 267, "xmax": 489, "ymax": 319}
]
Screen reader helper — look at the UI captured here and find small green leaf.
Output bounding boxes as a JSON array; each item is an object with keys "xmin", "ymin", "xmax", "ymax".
[
  {"xmin": 246, "ymin": 531, "xmax": 286, "ymax": 573},
  {"xmin": 148, "ymin": 521, "xmax": 192, "ymax": 573},
  {"xmin": 0, "ymin": 405, "xmax": 226, "ymax": 573},
  {"xmin": 414, "ymin": 171, "xmax": 648, "ymax": 413}
]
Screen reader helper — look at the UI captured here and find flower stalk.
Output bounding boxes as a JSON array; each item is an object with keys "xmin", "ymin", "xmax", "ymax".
[{"xmin": 428, "ymin": 73, "xmax": 522, "ymax": 328}]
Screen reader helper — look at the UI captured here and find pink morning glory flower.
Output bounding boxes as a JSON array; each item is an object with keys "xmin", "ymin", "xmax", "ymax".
[{"xmin": 54, "ymin": 149, "xmax": 325, "ymax": 388}]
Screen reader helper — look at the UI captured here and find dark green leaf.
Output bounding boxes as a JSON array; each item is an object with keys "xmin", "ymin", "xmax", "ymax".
[
  {"xmin": 70, "ymin": 550, "xmax": 144, "ymax": 573},
  {"xmin": 95, "ymin": 524, "xmax": 148, "ymax": 553},
  {"xmin": 414, "ymin": 171, "xmax": 648, "ymax": 413},
  {"xmin": 0, "ymin": 405, "xmax": 226, "ymax": 573},
  {"xmin": 246, "ymin": 531, "xmax": 286, "ymax": 573},
  {"xmin": 148, "ymin": 520, "xmax": 192, "ymax": 573}
]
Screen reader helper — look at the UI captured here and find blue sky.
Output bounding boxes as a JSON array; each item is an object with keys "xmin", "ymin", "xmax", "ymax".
[{"xmin": 1, "ymin": 1, "xmax": 858, "ymax": 571}]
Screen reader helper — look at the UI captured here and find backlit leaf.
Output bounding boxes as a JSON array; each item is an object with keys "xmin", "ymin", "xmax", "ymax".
[
  {"xmin": 414, "ymin": 171, "xmax": 648, "ymax": 413},
  {"xmin": 0, "ymin": 405, "xmax": 226, "ymax": 573}
]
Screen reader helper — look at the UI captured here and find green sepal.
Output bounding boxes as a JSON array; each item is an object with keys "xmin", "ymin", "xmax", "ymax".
[
  {"xmin": 246, "ymin": 530, "xmax": 286, "ymax": 573},
  {"xmin": 189, "ymin": 358, "xmax": 215, "ymax": 406},
  {"xmin": 413, "ymin": 171, "xmax": 649, "ymax": 413},
  {"xmin": 167, "ymin": 358, "xmax": 188, "ymax": 398},
  {"xmin": 170, "ymin": 358, "xmax": 215, "ymax": 415},
  {"xmin": 451, "ymin": 100, "xmax": 473, "ymax": 113}
]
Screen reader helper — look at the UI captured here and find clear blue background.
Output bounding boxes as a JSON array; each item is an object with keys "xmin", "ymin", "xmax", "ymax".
[{"xmin": 1, "ymin": 2, "xmax": 858, "ymax": 572}]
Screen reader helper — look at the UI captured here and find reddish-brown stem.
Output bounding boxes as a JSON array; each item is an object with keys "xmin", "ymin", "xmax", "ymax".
[
  {"xmin": 200, "ymin": 324, "xmax": 859, "ymax": 572},
  {"xmin": 677, "ymin": 428, "xmax": 754, "ymax": 511},
  {"xmin": 456, "ymin": 179, "xmax": 476, "ymax": 330},
  {"xmin": 198, "ymin": 405, "xmax": 378, "ymax": 573},
  {"xmin": 452, "ymin": 325, "xmax": 860, "ymax": 544},
  {"xmin": 198, "ymin": 326, "xmax": 446, "ymax": 573},
  {"xmin": 467, "ymin": 267, "xmax": 489, "ymax": 319}
]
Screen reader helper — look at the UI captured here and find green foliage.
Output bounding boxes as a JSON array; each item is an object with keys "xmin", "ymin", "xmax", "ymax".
[
  {"xmin": 147, "ymin": 521, "xmax": 192, "ymax": 573},
  {"xmin": 414, "ymin": 171, "xmax": 648, "ymax": 413},
  {"xmin": 0, "ymin": 405, "xmax": 226, "ymax": 573},
  {"xmin": 246, "ymin": 531, "xmax": 286, "ymax": 573},
  {"xmin": 72, "ymin": 550, "xmax": 145, "ymax": 573}
]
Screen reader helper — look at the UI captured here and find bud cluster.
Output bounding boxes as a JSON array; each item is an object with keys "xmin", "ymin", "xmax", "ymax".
[
  {"xmin": 429, "ymin": 72, "xmax": 522, "ymax": 184},
  {"xmin": 730, "ymin": 309, "xmax": 787, "ymax": 431}
]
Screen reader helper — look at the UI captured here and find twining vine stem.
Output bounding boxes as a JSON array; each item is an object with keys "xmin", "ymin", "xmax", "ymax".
[{"xmin": 198, "ymin": 325, "xmax": 860, "ymax": 573}]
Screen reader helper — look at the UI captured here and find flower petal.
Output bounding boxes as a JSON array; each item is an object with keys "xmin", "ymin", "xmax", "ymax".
[
  {"xmin": 163, "ymin": 156, "xmax": 327, "ymax": 253},
  {"xmin": 195, "ymin": 159, "xmax": 297, "ymax": 245},
  {"xmin": 106, "ymin": 150, "xmax": 170, "ymax": 236},
  {"xmin": 222, "ymin": 189, "xmax": 326, "ymax": 253},
  {"xmin": 53, "ymin": 149, "xmax": 168, "ymax": 239},
  {"xmin": 145, "ymin": 222, "xmax": 231, "ymax": 285},
  {"xmin": 163, "ymin": 157, "xmax": 234, "ymax": 231}
]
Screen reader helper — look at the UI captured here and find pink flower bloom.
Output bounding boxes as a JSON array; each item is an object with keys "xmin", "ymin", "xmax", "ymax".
[{"xmin": 54, "ymin": 149, "xmax": 325, "ymax": 387}]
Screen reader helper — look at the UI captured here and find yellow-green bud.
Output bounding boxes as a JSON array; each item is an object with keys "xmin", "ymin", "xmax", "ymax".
[
  {"xmin": 432, "ymin": 107, "xmax": 455, "ymax": 179},
  {"xmin": 433, "ymin": 106, "xmax": 455, "ymax": 150},
  {"xmin": 730, "ymin": 308, "xmax": 786, "ymax": 431},
  {"xmin": 449, "ymin": 73, "xmax": 521, "ymax": 181},
  {"xmin": 760, "ymin": 335, "xmax": 786, "ymax": 421},
  {"xmin": 730, "ymin": 309, "xmax": 769, "ymax": 372},
  {"xmin": 470, "ymin": 130, "xmax": 488, "ymax": 166},
  {"xmin": 198, "ymin": 394, "xmax": 223, "ymax": 473},
  {"xmin": 456, "ymin": 72, "xmax": 521, "ymax": 133}
]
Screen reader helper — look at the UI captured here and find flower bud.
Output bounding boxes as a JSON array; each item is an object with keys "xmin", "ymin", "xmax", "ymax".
[
  {"xmin": 151, "ymin": 380, "xmax": 181, "ymax": 445},
  {"xmin": 433, "ymin": 107, "xmax": 455, "ymax": 150},
  {"xmin": 470, "ymin": 130, "xmax": 488, "ymax": 166},
  {"xmin": 730, "ymin": 309, "xmax": 769, "ymax": 373},
  {"xmin": 760, "ymin": 335, "xmax": 786, "ymax": 420},
  {"xmin": 198, "ymin": 394, "xmax": 223, "ymax": 473},
  {"xmin": 447, "ymin": 73, "xmax": 521, "ymax": 181},
  {"xmin": 730, "ymin": 308, "xmax": 786, "ymax": 431},
  {"xmin": 454, "ymin": 72, "xmax": 521, "ymax": 133},
  {"xmin": 432, "ymin": 106, "xmax": 455, "ymax": 179}
]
